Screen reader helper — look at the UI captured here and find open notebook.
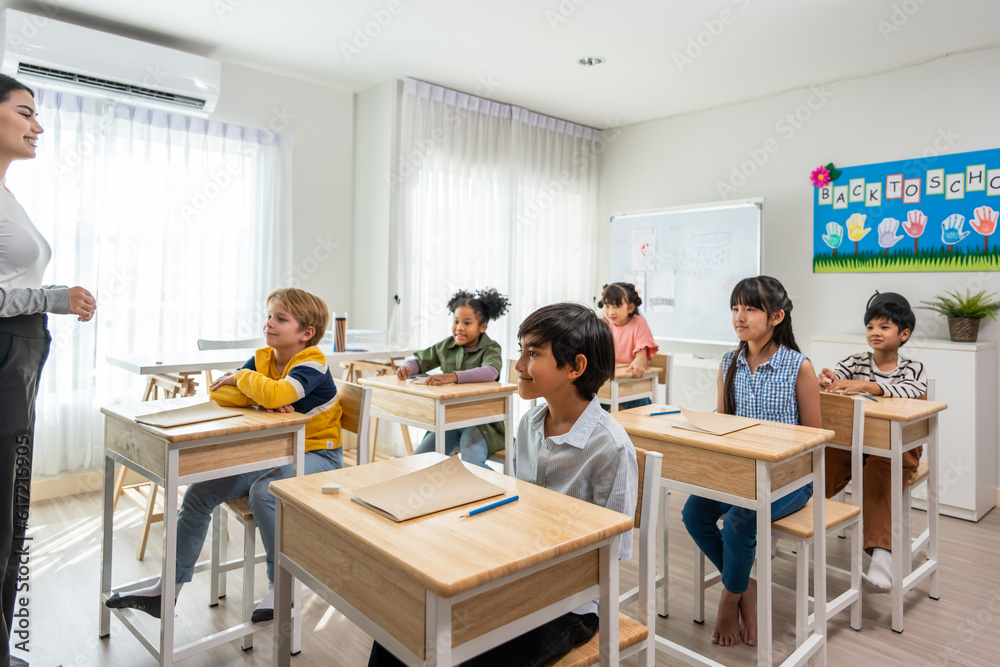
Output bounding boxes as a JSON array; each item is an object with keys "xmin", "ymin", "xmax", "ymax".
[
  {"xmin": 134, "ymin": 402, "xmax": 241, "ymax": 428},
  {"xmin": 670, "ymin": 407, "xmax": 758, "ymax": 436},
  {"xmin": 351, "ymin": 455, "xmax": 506, "ymax": 522}
]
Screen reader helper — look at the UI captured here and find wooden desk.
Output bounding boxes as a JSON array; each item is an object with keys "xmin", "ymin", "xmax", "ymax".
[
  {"xmin": 598, "ymin": 367, "xmax": 658, "ymax": 411},
  {"xmin": 98, "ymin": 396, "xmax": 309, "ymax": 666},
  {"xmin": 358, "ymin": 376, "xmax": 517, "ymax": 469},
  {"xmin": 107, "ymin": 348, "xmax": 414, "ymax": 382},
  {"xmin": 614, "ymin": 406, "xmax": 835, "ymax": 667},
  {"xmin": 270, "ymin": 453, "xmax": 633, "ymax": 666},
  {"xmin": 833, "ymin": 394, "xmax": 947, "ymax": 633}
]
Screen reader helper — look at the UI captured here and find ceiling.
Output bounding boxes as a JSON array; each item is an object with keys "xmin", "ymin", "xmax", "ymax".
[{"xmin": 4, "ymin": 0, "xmax": 1000, "ymax": 129}]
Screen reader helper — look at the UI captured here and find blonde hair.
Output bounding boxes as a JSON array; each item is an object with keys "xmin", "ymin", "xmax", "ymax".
[{"xmin": 266, "ymin": 288, "xmax": 329, "ymax": 347}]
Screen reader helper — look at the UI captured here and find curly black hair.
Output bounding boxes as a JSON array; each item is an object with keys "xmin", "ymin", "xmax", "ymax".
[
  {"xmin": 447, "ymin": 288, "xmax": 510, "ymax": 324},
  {"xmin": 597, "ymin": 282, "xmax": 642, "ymax": 310}
]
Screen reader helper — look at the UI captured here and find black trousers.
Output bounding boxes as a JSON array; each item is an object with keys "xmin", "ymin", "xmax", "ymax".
[
  {"xmin": 368, "ymin": 612, "xmax": 599, "ymax": 667},
  {"xmin": 0, "ymin": 314, "xmax": 50, "ymax": 667}
]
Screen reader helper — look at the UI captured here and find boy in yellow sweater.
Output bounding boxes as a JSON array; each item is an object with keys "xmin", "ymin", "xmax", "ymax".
[{"xmin": 107, "ymin": 288, "xmax": 342, "ymax": 622}]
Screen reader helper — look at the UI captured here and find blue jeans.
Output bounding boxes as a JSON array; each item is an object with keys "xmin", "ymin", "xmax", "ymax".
[
  {"xmin": 682, "ymin": 483, "xmax": 813, "ymax": 594},
  {"xmin": 413, "ymin": 427, "xmax": 490, "ymax": 468},
  {"xmin": 174, "ymin": 447, "xmax": 342, "ymax": 584}
]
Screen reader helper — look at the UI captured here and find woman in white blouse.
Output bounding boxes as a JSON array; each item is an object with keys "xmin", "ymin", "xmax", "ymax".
[{"xmin": 0, "ymin": 74, "xmax": 95, "ymax": 667}]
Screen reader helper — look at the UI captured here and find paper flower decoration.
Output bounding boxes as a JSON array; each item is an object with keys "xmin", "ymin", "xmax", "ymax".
[
  {"xmin": 810, "ymin": 162, "xmax": 842, "ymax": 188},
  {"xmin": 902, "ymin": 210, "xmax": 927, "ymax": 253},
  {"xmin": 941, "ymin": 214, "xmax": 970, "ymax": 253},
  {"xmin": 972, "ymin": 206, "xmax": 998, "ymax": 252},
  {"xmin": 846, "ymin": 213, "xmax": 870, "ymax": 254}
]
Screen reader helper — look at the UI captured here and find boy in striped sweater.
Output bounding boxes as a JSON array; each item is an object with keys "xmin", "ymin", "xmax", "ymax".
[
  {"xmin": 818, "ymin": 292, "xmax": 927, "ymax": 593},
  {"xmin": 107, "ymin": 288, "xmax": 342, "ymax": 621}
]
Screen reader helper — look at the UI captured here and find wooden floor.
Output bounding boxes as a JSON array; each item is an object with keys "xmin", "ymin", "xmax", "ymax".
[{"xmin": 21, "ymin": 485, "xmax": 999, "ymax": 666}]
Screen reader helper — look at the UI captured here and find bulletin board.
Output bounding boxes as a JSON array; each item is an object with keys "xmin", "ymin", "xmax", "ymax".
[
  {"xmin": 813, "ymin": 147, "xmax": 1000, "ymax": 272},
  {"xmin": 610, "ymin": 199, "xmax": 762, "ymax": 345}
]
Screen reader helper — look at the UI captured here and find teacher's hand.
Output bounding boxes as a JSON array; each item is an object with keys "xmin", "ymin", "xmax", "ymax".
[{"xmin": 68, "ymin": 286, "xmax": 96, "ymax": 322}]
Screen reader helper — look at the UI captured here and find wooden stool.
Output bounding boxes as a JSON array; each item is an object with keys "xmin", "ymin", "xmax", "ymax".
[
  {"xmin": 113, "ymin": 371, "xmax": 198, "ymax": 560},
  {"xmin": 340, "ymin": 358, "xmax": 411, "ymax": 463}
]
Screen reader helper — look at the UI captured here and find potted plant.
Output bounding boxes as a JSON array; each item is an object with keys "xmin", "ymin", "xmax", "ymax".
[{"xmin": 918, "ymin": 289, "xmax": 1000, "ymax": 342}]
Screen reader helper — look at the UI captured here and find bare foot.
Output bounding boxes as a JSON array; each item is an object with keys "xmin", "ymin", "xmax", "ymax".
[
  {"xmin": 739, "ymin": 578, "xmax": 758, "ymax": 646},
  {"xmin": 712, "ymin": 587, "xmax": 742, "ymax": 646}
]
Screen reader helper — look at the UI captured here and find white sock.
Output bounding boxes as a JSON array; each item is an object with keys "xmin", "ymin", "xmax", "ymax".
[
  {"xmin": 863, "ymin": 547, "xmax": 893, "ymax": 593},
  {"xmin": 127, "ymin": 580, "xmax": 183, "ymax": 598},
  {"xmin": 256, "ymin": 582, "xmax": 275, "ymax": 612}
]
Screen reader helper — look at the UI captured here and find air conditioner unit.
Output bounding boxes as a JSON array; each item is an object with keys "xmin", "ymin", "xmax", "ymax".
[{"xmin": 0, "ymin": 9, "xmax": 220, "ymax": 115}]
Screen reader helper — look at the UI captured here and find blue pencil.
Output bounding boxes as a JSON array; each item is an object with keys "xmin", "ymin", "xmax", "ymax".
[
  {"xmin": 862, "ymin": 393, "xmax": 878, "ymax": 402},
  {"xmin": 461, "ymin": 495, "xmax": 519, "ymax": 518},
  {"xmin": 649, "ymin": 410, "xmax": 681, "ymax": 416}
]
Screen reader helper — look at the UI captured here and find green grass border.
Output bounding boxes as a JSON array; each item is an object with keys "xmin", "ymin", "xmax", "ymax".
[{"xmin": 813, "ymin": 247, "xmax": 1000, "ymax": 273}]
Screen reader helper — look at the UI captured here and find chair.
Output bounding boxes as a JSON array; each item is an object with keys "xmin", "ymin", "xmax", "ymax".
[
  {"xmin": 547, "ymin": 448, "xmax": 661, "ymax": 667},
  {"xmin": 340, "ymin": 357, "xmax": 411, "ymax": 463},
  {"xmin": 649, "ymin": 354, "xmax": 670, "ymax": 404},
  {"xmin": 208, "ymin": 378, "xmax": 372, "ymax": 650},
  {"xmin": 693, "ymin": 393, "xmax": 866, "ymax": 648},
  {"xmin": 597, "ymin": 368, "xmax": 657, "ymax": 412}
]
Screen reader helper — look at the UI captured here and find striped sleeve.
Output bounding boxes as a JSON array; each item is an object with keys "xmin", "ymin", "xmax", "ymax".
[
  {"xmin": 833, "ymin": 352, "xmax": 870, "ymax": 381},
  {"xmin": 877, "ymin": 359, "xmax": 927, "ymax": 398},
  {"xmin": 235, "ymin": 359, "xmax": 329, "ymax": 409}
]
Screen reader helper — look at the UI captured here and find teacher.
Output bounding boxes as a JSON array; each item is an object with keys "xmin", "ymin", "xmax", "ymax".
[{"xmin": 0, "ymin": 74, "xmax": 95, "ymax": 667}]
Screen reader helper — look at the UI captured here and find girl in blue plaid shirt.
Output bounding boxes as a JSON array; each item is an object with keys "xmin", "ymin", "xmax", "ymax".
[{"xmin": 682, "ymin": 276, "xmax": 822, "ymax": 649}]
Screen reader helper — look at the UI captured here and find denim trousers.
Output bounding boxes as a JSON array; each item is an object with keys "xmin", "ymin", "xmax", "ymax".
[
  {"xmin": 174, "ymin": 447, "xmax": 342, "ymax": 584},
  {"xmin": 682, "ymin": 483, "xmax": 813, "ymax": 594},
  {"xmin": 412, "ymin": 426, "xmax": 490, "ymax": 468}
]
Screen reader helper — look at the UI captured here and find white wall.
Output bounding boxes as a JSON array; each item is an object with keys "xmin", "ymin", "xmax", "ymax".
[
  {"xmin": 213, "ymin": 61, "xmax": 355, "ymax": 317},
  {"xmin": 352, "ymin": 80, "xmax": 400, "ymax": 332},
  {"xmin": 599, "ymin": 48, "xmax": 1000, "ymax": 486}
]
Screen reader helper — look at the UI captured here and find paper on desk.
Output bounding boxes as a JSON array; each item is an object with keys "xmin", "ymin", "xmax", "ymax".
[
  {"xmin": 135, "ymin": 402, "xmax": 241, "ymax": 428},
  {"xmin": 670, "ymin": 407, "xmax": 757, "ymax": 436},
  {"xmin": 351, "ymin": 455, "xmax": 506, "ymax": 522}
]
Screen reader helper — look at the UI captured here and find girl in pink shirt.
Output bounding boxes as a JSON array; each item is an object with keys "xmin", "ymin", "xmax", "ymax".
[{"xmin": 599, "ymin": 282, "xmax": 659, "ymax": 409}]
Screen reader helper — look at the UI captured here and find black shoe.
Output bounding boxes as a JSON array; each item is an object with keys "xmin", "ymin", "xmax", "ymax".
[
  {"xmin": 105, "ymin": 592, "xmax": 162, "ymax": 619},
  {"xmin": 251, "ymin": 607, "xmax": 273, "ymax": 623}
]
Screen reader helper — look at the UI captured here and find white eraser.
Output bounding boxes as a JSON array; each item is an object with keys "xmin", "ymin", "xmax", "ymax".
[{"xmin": 321, "ymin": 483, "xmax": 342, "ymax": 494}]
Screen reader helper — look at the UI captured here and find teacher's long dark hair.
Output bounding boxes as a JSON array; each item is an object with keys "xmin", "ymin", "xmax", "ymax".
[{"xmin": 722, "ymin": 276, "xmax": 798, "ymax": 415}]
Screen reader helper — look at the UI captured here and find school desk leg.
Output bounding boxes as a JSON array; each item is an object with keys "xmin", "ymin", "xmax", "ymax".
[
  {"xmin": 890, "ymin": 422, "xmax": 905, "ymax": 634},
  {"xmin": 273, "ymin": 501, "xmax": 293, "ymax": 667},
  {"xmin": 756, "ymin": 461, "xmax": 773, "ymax": 667},
  {"xmin": 99, "ymin": 447, "xmax": 114, "ymax": 638},
  {"xmin": 599, "ymin": 535, "xmax": 621, "ymax": 666}
]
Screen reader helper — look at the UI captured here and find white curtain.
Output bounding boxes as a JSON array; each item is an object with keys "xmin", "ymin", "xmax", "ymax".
[
  {"xmin": 391, "ymin": 78, "xmax": 602, "ymax": 362},
  {"xmin": 6, "ymin": 90, "xmax": 293, "ymax": 476}
]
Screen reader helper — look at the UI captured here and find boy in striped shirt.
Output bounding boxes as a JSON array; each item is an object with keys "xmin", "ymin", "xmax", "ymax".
[{"xmin": 819, "ymin": 292, "xmax": 927, "ymax": 593}]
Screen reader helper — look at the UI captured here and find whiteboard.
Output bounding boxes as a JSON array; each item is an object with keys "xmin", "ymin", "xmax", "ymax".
[{"xmin": 610, "ymin": 199, "xmax": 762, "ymax": 345}]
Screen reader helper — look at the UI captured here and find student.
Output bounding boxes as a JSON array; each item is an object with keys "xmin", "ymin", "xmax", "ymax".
[
  {"xmin": 598, "ymin": 282, "xmax": 658, "ymax": 410},
  {"xmin": 106, "ymin": 287, "xmax": 342, "ymax": 623},
  {"xmin": 369, "ymin": 302, "xmax": 637, "ymax": 666},
  {"xmin": 682, "ymin": 276, "xmax": 821, "ymax": 648},
  {"xmin": 818, "ymin": 291, "xmax": 927, "ymax": 593},
  {"xmin": 396, "ymin": 288, "xmax": 509, "ymax": 467}
]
